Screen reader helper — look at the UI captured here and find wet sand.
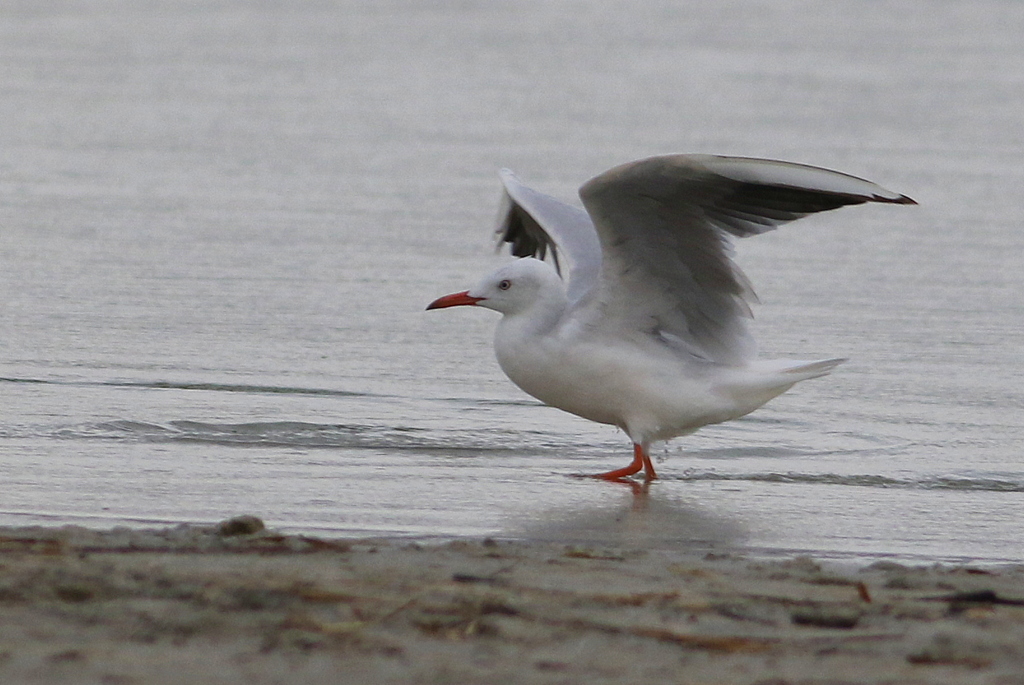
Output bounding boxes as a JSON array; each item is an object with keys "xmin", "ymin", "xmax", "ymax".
[{"xmin": 1, "ymin": 517, "xmax": 1022, "ymax": 684}]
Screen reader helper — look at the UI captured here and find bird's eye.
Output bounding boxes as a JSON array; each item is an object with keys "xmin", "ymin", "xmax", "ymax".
[{"xmin": 498, "ymin": 279, "xmax": 511, "ymax": 291}]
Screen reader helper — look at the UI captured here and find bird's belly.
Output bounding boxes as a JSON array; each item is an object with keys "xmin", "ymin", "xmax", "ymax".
[{"xmin": 495, "ymin": 337, "xmax": 737, "ymax": 440}]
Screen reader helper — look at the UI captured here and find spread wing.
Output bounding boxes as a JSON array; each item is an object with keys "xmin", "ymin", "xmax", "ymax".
[
  {"xmin": 494, "ymin": 169, "xmax": 602, "ymax": 306},
  {"xmin": 577, "ymin": 154, "xmax": 915, "ymax": 365}
]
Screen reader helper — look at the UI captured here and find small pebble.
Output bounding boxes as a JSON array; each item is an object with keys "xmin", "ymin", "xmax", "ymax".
[
  {"xmin": 790, "ymin": 605, "xmax": 861, "ymax": 629},
  {"xmin": 216, "ymin": 515, "xmax": 265, "ymax": 537}
]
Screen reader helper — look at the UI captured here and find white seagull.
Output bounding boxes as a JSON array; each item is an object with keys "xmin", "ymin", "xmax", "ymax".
[{"xmin": 427, "ymin": 154, "xmax": 915, "ymax": 481}]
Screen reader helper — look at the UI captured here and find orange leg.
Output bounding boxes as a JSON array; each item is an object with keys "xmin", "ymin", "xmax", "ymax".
[
  {"xmin": 592, "ymin": 443, "xmax": 657, "ymax": 481},
  {"xmin": 640, "ymin": 446, "xmax": 658, "ymax": 481}
]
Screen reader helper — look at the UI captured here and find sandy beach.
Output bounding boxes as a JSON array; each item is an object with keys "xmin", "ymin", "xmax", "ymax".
[{"xmin": 0, "ymin": 517, "xmax": 1021, "ymax": 684}]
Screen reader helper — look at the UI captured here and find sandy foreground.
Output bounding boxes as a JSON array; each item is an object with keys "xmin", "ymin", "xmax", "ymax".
[{"xmin": 0, "ymin": 517, "xmax": 1023, "ymax": 684}]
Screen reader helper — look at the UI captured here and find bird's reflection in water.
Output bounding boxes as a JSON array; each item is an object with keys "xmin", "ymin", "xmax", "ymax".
[{"xmin": 507, "ymin": 479, "xmax": 747, "ymax": 552}]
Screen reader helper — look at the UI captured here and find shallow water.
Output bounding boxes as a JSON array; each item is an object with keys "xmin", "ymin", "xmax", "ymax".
[{"xmin": 1, "ymin": 0, "xmax": 1022, "ymax": 564}]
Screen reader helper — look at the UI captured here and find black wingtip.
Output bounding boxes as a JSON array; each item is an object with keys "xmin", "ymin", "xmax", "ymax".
[{"xmin": 878, "ymin": 193, "xmax": 918, "ymax": 205}]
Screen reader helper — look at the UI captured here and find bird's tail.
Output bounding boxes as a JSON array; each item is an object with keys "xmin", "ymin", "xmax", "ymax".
[
  {"xmin": 776, "ymin": 357, "xmax": 847, "ymax": 382},
  {"xmin": 716, "ymin": 357, "xmax": 847, "ymax": 421},
  {"xmin": 741, "ymin": 357, "xmax": 847, "ymax": 389}
]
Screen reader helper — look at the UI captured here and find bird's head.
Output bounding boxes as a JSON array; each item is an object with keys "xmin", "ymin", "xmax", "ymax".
[{"xmin": 426, "ymin": 258, "xmax": 565, "ymax": 317}]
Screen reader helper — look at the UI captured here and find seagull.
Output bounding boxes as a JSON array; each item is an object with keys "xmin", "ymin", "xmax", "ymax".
[{"xmin": 427, "ymin": 154, "xmax": 915, "ymax": 481}]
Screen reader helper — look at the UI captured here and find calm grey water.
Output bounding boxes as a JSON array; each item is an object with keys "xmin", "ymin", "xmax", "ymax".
[{"xmin": 1, "ymin": 1, "xmax": 1022, "ymax": 564}]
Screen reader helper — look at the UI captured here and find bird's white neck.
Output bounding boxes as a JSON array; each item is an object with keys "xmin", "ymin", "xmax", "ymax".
[
  {"xmin": 494, "ymin": 286, "xmax": 568, "ymax": 341},
  {"xmin": 492, "ymin": 287, "xmax": 569, "ymax": 407}
]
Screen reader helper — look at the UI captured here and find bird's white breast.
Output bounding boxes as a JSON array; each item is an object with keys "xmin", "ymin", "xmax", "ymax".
[{"xmin": 494, "ymin": 318, "xmax": 743, "ymax": 443}]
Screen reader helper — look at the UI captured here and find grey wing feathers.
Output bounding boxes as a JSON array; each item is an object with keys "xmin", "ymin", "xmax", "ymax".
[
  {"xmin": 495, "ymin": 169, "xmax": 602, "ymax": 305},
  {"xmin": 577, "ymin": 154, "xmax": 915, "ymax": 365},
  {"xmin": 495, "ymin": 180, "xmax": 559, "ymax": 266},
  {"xmin": 697, "ymin": 156, "xmax": 915, "ymax": 237}
]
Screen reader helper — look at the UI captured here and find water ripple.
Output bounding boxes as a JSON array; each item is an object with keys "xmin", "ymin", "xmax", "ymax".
[
  {"xmin": 678, "ymin": 470, "xmax": 1024, "ymax": 492},
  {"xmin": 54, "ymin": 419, "xmax": 522, "ymax": 454},
  {"xmin": 0, "ymin": 375, "xmax": 370, "ymax": 398}
]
